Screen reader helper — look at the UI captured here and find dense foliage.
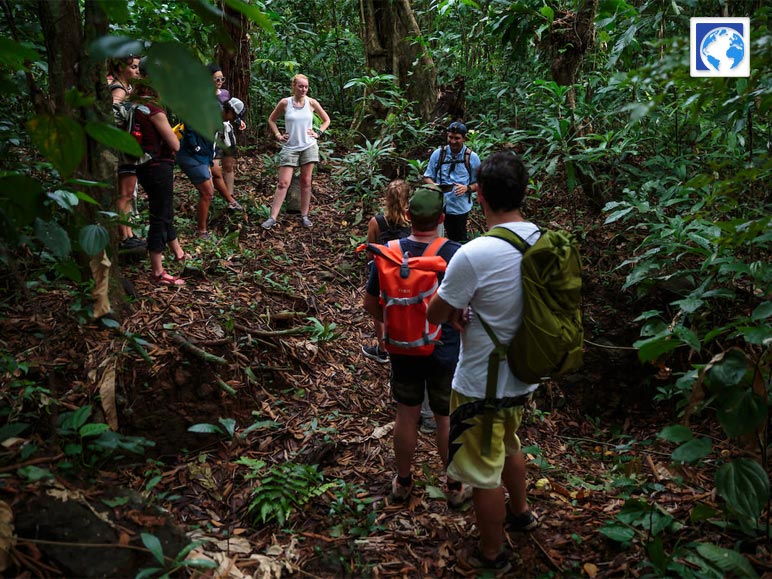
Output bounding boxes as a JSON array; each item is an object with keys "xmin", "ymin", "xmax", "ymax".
[{"xmin": 0, "ymin": 0, "xmax": 769, "ymax": 576}]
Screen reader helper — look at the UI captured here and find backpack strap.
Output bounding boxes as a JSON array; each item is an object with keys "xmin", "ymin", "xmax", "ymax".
[
  {"xmin": 485, "ymin": 226, "xmax": 533, "ymax": 252},
  {"xmin": 374, "ymin": 214, "xmax": 388, "ymax": 235},
  {"xmin": 422, "ymin": 236, "xmax": 448, "ymax": 258}
]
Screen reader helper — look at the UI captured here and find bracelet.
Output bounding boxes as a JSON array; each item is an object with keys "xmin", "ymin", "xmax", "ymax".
[{"xmin": 317, "ymin": 130, "xmax": 325, "ymax": 139}]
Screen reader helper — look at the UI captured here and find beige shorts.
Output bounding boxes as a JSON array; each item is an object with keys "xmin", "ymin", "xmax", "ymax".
[
  {"xmin": 446, "ymin": 390, "xmax": 528, "ymax": 489},
  {"xmin": 279, "ymin": 142, "xmax": 319, "ymax": 167}
]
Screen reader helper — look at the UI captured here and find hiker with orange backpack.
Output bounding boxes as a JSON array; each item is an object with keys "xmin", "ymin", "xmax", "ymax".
[
  {"xmin": 362, "ymin": 186, "xmax": 471, "ymax": 507},
  {"xmin": 427, "ymin": 152, "xmax": 541, "ymax": 575}
]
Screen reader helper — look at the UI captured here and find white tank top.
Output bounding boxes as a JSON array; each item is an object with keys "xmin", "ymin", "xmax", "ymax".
[{"xmin": 283, "ymin": 97, "xmax": 314, "ymax": 152}]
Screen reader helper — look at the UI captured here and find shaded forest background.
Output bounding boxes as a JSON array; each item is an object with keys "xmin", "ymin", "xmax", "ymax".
[{"xmin": 0, "ymin": 0, "xmax": 769, "ymax": 577}]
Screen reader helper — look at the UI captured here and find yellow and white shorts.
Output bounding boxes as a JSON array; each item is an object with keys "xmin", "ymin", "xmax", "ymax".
[{"xmin": 446, "ymin": 391, "xmax": 529, "ymax": 489}]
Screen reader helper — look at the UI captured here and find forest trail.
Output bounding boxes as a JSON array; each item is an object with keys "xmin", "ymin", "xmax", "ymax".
[{"xmin": 3, "ymin": 158, "xmax": 727, "ymax": 577}]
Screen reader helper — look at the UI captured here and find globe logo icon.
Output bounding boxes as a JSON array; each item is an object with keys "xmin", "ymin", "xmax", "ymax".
[{"xmin": 700, "ymin": 27, "xmax": 746, "ymax": 73}]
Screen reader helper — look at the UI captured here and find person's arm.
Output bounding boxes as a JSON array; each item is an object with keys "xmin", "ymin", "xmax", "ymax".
[
  {"xmin": 267, "ymin": 99, "xmax": 288, "ymax": 141},
  {"xmin": 427, "ymin": 294, "xmax": 468, "ymax": 332},
  {"xmin": 309, "ymin": 98, "xmax": 331, "ymax": 139},
  {"xmin": 111, "ymin": 85, "xmax": 128, "ymax": 104},
  {"xmin": 363, "ymin": 292, "xmax": 382, "ymax": 321},
  {"xmin": 423, "ymin": 149, "xmax": 439, "ymax": 184},
  {"xmin": 150, "ymin": 112, "xmax": 180, "ymax": 153},
  {"xmin": 366, "ymin": 216, "xmax": 380, "ymax": 244}
]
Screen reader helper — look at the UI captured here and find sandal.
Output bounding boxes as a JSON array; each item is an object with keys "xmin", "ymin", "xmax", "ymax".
[{"xmin": 153, "ymin": 271, "xmax": 185, "ymax": 286}]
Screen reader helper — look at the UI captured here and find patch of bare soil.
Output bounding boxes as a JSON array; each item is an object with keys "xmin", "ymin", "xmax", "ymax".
[{"xmin": 1, "ymin": 154, "xmax": 765, "ymax": 578}]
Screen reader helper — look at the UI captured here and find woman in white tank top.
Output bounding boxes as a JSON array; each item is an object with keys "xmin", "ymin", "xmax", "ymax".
[{"xmin": 263, "ymin": 74, "xmax": 331, "ymax": 229}]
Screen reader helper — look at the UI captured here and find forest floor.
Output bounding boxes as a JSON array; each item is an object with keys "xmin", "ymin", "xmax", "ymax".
[{"xmin": 1, "ymin": 152, "xmax": 768, "ymax": 578}]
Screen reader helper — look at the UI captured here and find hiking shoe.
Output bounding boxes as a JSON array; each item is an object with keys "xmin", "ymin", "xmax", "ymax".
[
  {"xmin": 198, "ymin": 231, "xmax": 211, "ymax": 240},
  {"xmin": 391, "ymin": 475, "xmax": 413, "ymax": 502},
  {"xmin": 361, "ymin": 344, "xmax": 388, "ymax": 364},
  {"xmin": 507, "ymin": 509, "xmax": 539, "ymax": 532},
  {"xmin": 446, "ymin": 484, "xmax": 472, "ymax": 508},
  {"xmin": 119, "ymin": 236, "xmax": 146, "ymax": 250},
  {"xmin": 228, "ymin": 201, "xmax": 244, "ymax": 211},
  {"xmin": 300, "ymin": 215, "xmax": 313, "ymax": 228},
  {"xmin": 419, "ymin": 415, "xmax": 437, "ymax": 434},
  {"xmin": 261, "ymin": 217, "xmax": 276, "ymax": 229},
  {"xmin": 467, "ymin": 549, "xmax": 512, "ymax": 575}
]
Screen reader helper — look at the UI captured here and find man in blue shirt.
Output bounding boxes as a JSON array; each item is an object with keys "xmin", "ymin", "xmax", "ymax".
[{"xmin": 423, "ymin": 121, "xmax": 481, "ymax": 243}]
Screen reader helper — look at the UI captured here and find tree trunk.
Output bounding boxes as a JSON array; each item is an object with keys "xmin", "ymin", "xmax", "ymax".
[
  {"xmin": 217, "ymin": 2, "xmax": 251, "ymax": 144},
  {"xmin": 360, "ymin": 0, "xmax": 436, "ymax": 124}
]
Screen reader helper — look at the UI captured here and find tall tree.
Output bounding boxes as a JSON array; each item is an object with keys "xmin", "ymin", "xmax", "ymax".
[
  {"xmin": 217, "ymin": 1, "xmax": 252, "ymax": 121},
  {"xmin": 360, "ymin": 0, "xmax": 437, "ymax": 123}
]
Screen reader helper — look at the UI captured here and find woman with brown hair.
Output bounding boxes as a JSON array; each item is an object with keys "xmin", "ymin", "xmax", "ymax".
[{"xmin": 107, "ymin": 55, "xmax": 143, "ymax": 249}]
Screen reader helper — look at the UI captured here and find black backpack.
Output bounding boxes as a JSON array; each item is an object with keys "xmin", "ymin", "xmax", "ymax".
[{"xmin": 437, "ymin": 145, "xmax": 473, "ymax": 199}]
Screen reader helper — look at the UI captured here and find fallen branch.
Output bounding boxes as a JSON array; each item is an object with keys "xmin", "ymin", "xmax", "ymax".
[
  {"xmin": 233, "ymin": 322, "xmax": 311, "ymax": 338},
  {"xmin": 216, "ymin": 376, "xmax": 237, "ymax": 396},
  {"xmin": 170, "ymin": 332, "xmax": 228, "ymax": 365}
]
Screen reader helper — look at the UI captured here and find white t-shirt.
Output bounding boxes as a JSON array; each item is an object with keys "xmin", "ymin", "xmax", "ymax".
[{"xmin": 437, "ymin": 222, "xmax": 541, "ymax": 399}]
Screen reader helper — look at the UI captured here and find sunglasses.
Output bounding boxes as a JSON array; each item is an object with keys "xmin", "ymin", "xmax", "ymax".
[{"xmin": 214, "ymin": 77, "xmax": 225, "ymax": 83}]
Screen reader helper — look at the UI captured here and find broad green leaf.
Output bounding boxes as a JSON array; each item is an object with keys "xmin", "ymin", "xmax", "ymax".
[
  {"xmin": 85, "ymin": 121, "xmax": 143, "ymax": 157},
  {"xmin": 695, "ymin": 542, "xmax": 759, "ymax": 578},
  {"xmin": 426, "ymin": 485, "xmax": 445, "ymax": 499},
  {"xmin": 599, "ymin": 522, "xmax": 634, "ymax": 542},
  {"xmin": 222, "ymin": 0, "xmax": 275, "ymax": 32},
  {"xmin": 34, "ymin": 218, "xmax": 71, "ymax": 259},
  {"xmin": 690, "ymin": 503, "xmax": 719, "ymax": 522},
  {"xmin": 48, "ymin": 189, "xmax": 80, "ymax": 211},
  {"xmin": 89, "ymin": 35, "xmax": 144, "ymax": 60},
  {"xmin": 658, "ymin": 424, "xmax": 693, "ymax": 443},
  {"xmin": 18, "ymin": 465, "xmax": 54, "ymax": 481},
  {"xmin": 673, "ymin": 297, "xmax": 703, "ymax": 314},
  {"xmin": 716, "ymin": 389, "xmax": 766, "ymax": 437},
  {"xmin": 217, "ymin": 418, "xmax": 237, "ymax": 437},
  {"xmin": 140, "ymin": 532, "xmax": 165, "ymax": 565},
  {"xmin": 80, "ymin": 423, "xmax": 110, "ymax": 437},
  {"xmin": 539, "ymin": 5, "xmax": 555, "ymax": 21},
  {"xmin": 60, "ymin": 405, "xmax": 93, "ymax": 431},
  {"xmin": 705, "ymin": 349, "xmax": 749, "ymax": 390},
  {"xmin": 671, "ymin": 437, "xmax": 711, "ymax": 464},
  {"xmin": 27, "ymin": 115, "xmax": 86, "ymax": 178},
  {"xmin": 79, "ymin": 224, "xmax": 110, "ymax": 256},
  {"xmin": 750, "ymin": 301, "xmax": 772, "ymax": 321},
  {"xmin": 0, "ymin": 37, "xmax": 39, "ymax": 69},
  {"xmin": 634, "ymin": 333, "xmax": 679, "ymax": 362},
  {"xmin": 737, "ymin": 325, "xmax": 772, "ymax": 345},
  {"xmin": 144, "ymin": 42, "xmax": 222, "ymax": 139},
  {"xmin": 55, "ymin": 260, "xmax": 82, "ymax": 283},
  {"xmin": 0, "ymin": 174, "xmax": 44, "ymax": 229},
  {"xmin": 715, "ymin": 458, "xmax": 770, "ymax": 521}
]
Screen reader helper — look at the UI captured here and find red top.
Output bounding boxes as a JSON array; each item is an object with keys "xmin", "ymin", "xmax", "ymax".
[{"xmin": 135, "ymin": 101, "xmax": 175, "ymax": 162}]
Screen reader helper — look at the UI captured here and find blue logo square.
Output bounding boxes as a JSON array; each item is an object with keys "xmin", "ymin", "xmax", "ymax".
[{"xmin": 690, "ymin": 18, "xmax": 750, "ymax": 78}]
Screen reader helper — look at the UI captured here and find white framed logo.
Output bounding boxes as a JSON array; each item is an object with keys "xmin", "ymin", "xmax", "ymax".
[{"xmin": 690, "ymin": 17, "xmax": 750, "ymax": 77}]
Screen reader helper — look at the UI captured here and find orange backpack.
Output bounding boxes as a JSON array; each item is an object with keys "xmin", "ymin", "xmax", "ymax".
[{"xmin": 363, "ymin": 237, "xmax": 449, "ymax": 356}]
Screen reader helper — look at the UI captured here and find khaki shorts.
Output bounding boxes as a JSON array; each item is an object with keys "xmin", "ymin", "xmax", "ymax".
[
  {"xmin": 279, "ymin": 142, "xmax": 319, "ymax": 167},
  {"xmin": 446, "ymin": 391, "xmax": 528, "ymax": 489}
]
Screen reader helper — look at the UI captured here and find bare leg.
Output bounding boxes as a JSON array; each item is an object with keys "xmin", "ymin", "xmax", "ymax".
[
  {"xmin": 149, "ymin": 250, "xmax": 164, "ymax": 277},
  {"xmin": 117, "ymin": 174, "xmax": 138, "ymax": 240},
  {"xmin": 503, "ymin": 450, "xmax": 528, "ymax": 515},
  {"xmin": 299, "ymin": 162, "xmax": 314, "ymax": 216},
  {"xmin": 167, "ymin": 238, "xmax": 186, "ymax": 261},
  {"xmin": 473, "ymin": 486, "xmax": 507, "ymax": 560},
  {"xmin": 222, "ymin": 155, "xmax": 236, "ymax": 198},
  {"xmin": 393, "ymin": 403, "xmax": 421, "ymax": 478},
  {"xmin": 211, "ymin": 161, "xmax": 235, "ymax": 204},
  {"xmin": 269, "ymin": 166, "xmax": 294, "ymax": 220},
  {"xmin": 196, "ymin": 179, "xmax": 215, "ymax": 234}
]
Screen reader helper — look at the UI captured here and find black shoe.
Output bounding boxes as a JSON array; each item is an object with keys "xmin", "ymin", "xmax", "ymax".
[
  {"xmin": 119, "ymin": 235, "xmax": 146, "ymax": 250},
  {"xmin": 361, "ymin": 344, "xmax": 388, "ymax": 364},
  {"xmin": 467, "ymin": 549, "xmax": 512, "ymax": 575},
  {"xmin": 507, "ymin": 509, "xmax": 539, "ymax": 532}
]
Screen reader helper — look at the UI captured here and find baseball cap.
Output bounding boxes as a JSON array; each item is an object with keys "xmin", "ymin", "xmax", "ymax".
[
  {"xmin": 447, "ymin": 121, "xmax": 467, "ymax": 135},
  {"xmin": 226, "ymin": 97, "xmax": 245, "ymax": 119},
  {"xmin": 409, "ymin": 186, "xmax": 445, "ymax": 220}
]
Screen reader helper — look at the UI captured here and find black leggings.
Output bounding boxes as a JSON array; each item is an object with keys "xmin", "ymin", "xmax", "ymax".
[{"xmin": 137, "ymin": 161, "xmax": 176, "ymax": 253}]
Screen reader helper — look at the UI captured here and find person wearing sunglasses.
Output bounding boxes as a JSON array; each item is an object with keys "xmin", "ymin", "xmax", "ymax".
[
  {"xmin": 423, "ymin": 121, "xmax": 481, "ymax": 243},
  {"xmin": 209, "ymin": 64, "xmax": 247, "ymax": 211}
]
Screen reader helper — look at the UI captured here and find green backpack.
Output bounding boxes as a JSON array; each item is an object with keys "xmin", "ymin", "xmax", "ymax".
[{"xmin": 477, "ymin": 226, "xmax": 583, "ymax": 454}]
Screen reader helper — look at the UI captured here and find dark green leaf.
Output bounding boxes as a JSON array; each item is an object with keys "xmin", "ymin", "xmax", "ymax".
[
  {"xmin": 47, "ymin": 189, "xmax": 80, "ymax": 211},
  {"xmin": 79, "ymin": 224, "xmax": 110, "ymax": 256},
  {"xmin": 85, "ymin": 121, "xmax": 143, "ymax": 157},
  {"xmin": 0, "ymin": 37, "xmax": 40, "ymax": 69},
  {"xmin": 750, "ymin": 302, "xmax": 772, "ymax": 321},
  {"xmin": 55, "ymin": 260, "xmax": 82, "ymax": 283},
  {"xmin": 144, "ymin": 42, "xmax": 222, "ymax": 139},
  {"xmin": 599, "ymin": 522, "xmax": 635, "ymax": 542},
  {"xmin": 715, "ymin": 458, "xmax": 770, "ymax": 521},
  {"xmin": 658, "ymin": 424, "xmax": 693, "ymax": 443},
  {"xmin": 716, "ymin": 389, "xmax": 766, "ymax": 438},
  {"xmin": 89, "ymin": 35, "xmax": 145, "ymax": 60},
  {"xmin": 18, "ymin": 465, "xmax": 54, "ymax": 482},
  {"xmin": 34, "ymin": 218, "xmax": 71, "ymax": 259},
  {"xmin": 80, "ymin": 423, "xmax": 110, "ymax": 437},
  {"xmin": 671, "ymin": 437, "xmax": 711, "ymax": 464},
  {"xmin": 140, "ymin": 532, "xmax": 165, "ymax": 565},
  {"xmin": 188, "ymin": 424, "xmax": 222, "ymax": 434},
  {"xmin": 0, "ymin": 174, "xmax": 44, "ymax": 229},
  {"xmin": 695, "ymin": 542, "xmax": 759, "ymax": 578},
  {"xmin": 27, "ymin": 115, "xmax": 85, "ymax": 178},
  {"xmin": 705, "ymin": 349, "xmax": 749, "ymax": 390}
]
